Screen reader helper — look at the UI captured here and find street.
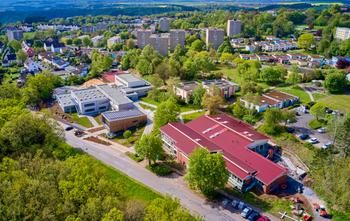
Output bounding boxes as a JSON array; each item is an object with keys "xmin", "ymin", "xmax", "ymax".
[{"xmin": 62, "ymin": 124, "xmax": 279, "ymax": 221}]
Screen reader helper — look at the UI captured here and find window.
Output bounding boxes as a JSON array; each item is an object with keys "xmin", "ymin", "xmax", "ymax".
[
  {"xmin": 99, "ymin": 106, "xmax": 107, "ymax": 110},
  {"xmin": 84, "ymin": 103, "xmax": 95, "ymax": 107},
  {"xmin": 85, "ymin": 108, "xmax": 95, "ymax": 112}
]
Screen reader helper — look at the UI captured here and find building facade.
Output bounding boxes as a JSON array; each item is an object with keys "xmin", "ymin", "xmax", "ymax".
[
  {"xmin": 227, "ymin": 20, "xmax": 241, "ymax": 37},
  {"xmin": 206, "ymin": 28, "xmax": 225, "ymax": 50},
  {"xmin": 149, "ymin": 34, "xmax": 169, "ymax": 56},
  {"xmin": 102, "ymin": 109, "xmax": 147, "ymax": 133},
  {"xmin": 136, "ymin": 30, "xmax": 152, "ymax": 48},
  {"xmin": 202, "ymin": 79, "xmax": 240, "ymax": 99},
  {"xmin": 335, "ymin": 27, "xmax": 350, "ymax": 41},
  {"xmin": 159, "ymin": 18, "xmax": 170, "ymax": 32},
  {"xmin": 169, "ymin": 29, "xmax": 186, "ymax": 51},
  {"xmin": 6, "ymin": 28, "xmax": 23, "ymax": 41}
]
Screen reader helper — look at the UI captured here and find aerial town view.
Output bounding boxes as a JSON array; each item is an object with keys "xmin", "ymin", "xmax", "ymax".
[{"xmin": 0, "ymin": 0, "xmax": 350, "ymax": 220}]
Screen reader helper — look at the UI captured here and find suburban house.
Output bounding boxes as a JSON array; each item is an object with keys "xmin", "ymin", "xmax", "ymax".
[
  {"xmin": 2, "ymin": 51, "xmax": 17, "ymax": 67},
  {"xmin": 240, "ymin": 90, "xmax": 299, "ymax": 113},
  {"xmin": 44, "ymin": 39, "xmax": 65, "ymax": 53},
  {"xmin": 22, "ymin": 40, "xmax": 35, "ymax": 57},
  {"xmin": 160, "ymin": 113, "xmax": 288, "ymax": 193},
  {"xmin": 115, "ymin": 74, "xmax": 152, "ymax": 100},
  {"xmin": 39, "ymin": 52, "xmax": 69, "ymax": 70},
  {"xmin": 102, "ymin": 109, "xmax": 147, "ymax": 134},
  {"xmin": 174, "ymin": 81, "xmax": 200, "ymax": 103},
  {"xmin": 202, "ymin": 79, "xmax": 240, "ymax": 99},
  {"xmin": 24, "ymin": 59, "xmax": 41, "ymax": 73}
]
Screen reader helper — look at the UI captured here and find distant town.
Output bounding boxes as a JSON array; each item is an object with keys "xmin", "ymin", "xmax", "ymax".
[{"xmin": 0, "ymin": 3, "xmax": 349, "ymax": 221}]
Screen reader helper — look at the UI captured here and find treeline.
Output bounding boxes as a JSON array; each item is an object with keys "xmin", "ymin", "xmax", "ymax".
[{"xmin": 0, "ymin": 73, "xmax": 200, "ymax": 221}]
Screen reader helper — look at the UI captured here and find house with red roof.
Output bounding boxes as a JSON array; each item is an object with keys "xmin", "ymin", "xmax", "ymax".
[{"xmin": 160, "ymin": 113, "xmax": 287, "ymax": 193}]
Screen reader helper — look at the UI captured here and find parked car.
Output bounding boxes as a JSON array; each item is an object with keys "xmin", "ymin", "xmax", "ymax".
[
  {"xmin": 238, "ymin": 201, "xmax": 246, "ymax": 210},
  {"xmin": 241, "ymin": 207, "xmax": 253, "ymax": 218},
  {"xmin": 286, "ymin": 127, "xmax": 295, "ymax": 133},
  {"xmin": 247, "ymin": 211, "xmax": 260, "ymax": 221},
  {"xmin": 257, "ymin": 216, "xmax": 271, "ymax": 221},
  {"xmin": 308, "ymin": 137, "xmax": 319, "ymax": 144},
  {"xmin": 222, "ymin": 198, "xmax": 230, "ymax": 208},
  {"xmin": 298, "ymin": 134, "xmax": 309, "ymax": 140},
  {"xmin": 231, "ymin": 200, "xmax": 239, "ymax": 209},
  {"xmin": 65, "ymin": 126, "xmax": 73, "ymax": 131},
  {"xmin": 322, "ymin": 142, "xmax": 332, "ymax": 149},
  {"xmin": 317, "ymin": 128, "xmax": 326, "ymax": 133}
]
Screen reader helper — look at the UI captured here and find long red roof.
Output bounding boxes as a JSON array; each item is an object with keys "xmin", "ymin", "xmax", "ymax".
[{"xmin": 160, "ymin": 113, "xmax": 287, "ymax": 186}]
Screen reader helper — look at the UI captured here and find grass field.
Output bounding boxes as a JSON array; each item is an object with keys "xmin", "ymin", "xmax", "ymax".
[
  {"xmin": 70, "ymin": 113, "xmax": 93, "ymax": 128},
  {"xmin": 103, "ymin": 161, "xmax": 161, "ymax": 202},
  {"xmin": 317, "ymin": 94, "xmax": 350, "ymax": 113},
  {"xmin": 109, "ymin": 126, "xmax": 145, "ymax": 148},
  {"xmin": 312, "ymin": 93, "xmax": 327, "ymax": 101},
  {"xmin": 182, "ymin": 110, "xmax": 206, "ymax": 122},
  {"xmin": 94, "ymin": 115, "xmax": 103, "ymax": 125},
  {"xmin": 141, "ymin": 97, "xmax": 200, "ymax": 113},
  {"xmin": 276, "ymin": 85, "xmax": 311, "ymax": 104}
]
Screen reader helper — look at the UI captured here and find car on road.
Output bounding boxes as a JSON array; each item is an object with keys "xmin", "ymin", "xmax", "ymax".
[
  {"xmin": 237, "ymin": 201, "xmax": 246, "ymax": 210},
  {"xmin": 241, "ymin": 207, "xmax": 253, "ymax": 218},
  {"xmin": 65, "ymin": 126, "xmax": 73, "ymax": 131},
  {"xmin": 308, "ymin": 137, "xmax": 319, "ymax": 144},
  {"xmin": 298, "ymin": 134, "xmax": 309, "ymax": 140},
  {"xmin": 247, "ymin": 211, "xmax": 260, "ymax": 221},
  {"xmin": 317, "ymin": 128, "xmax": 326, "ymax": 133}
]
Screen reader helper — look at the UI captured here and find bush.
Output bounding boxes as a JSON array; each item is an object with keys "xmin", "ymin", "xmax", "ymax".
[
  {"xmin": 147, "ymin": 163, "xmax": 172, "ymax": 176},
  {"xmin": 123, "ymin": 130, "xmax": 132, "ymax": 139},
  {"xmin": 126, "ymin": 152, "xmax": 144, "ymax": 162},
  {"xmin": 308, "ymin": 119, "xmax": 323, "ymax": 129}
]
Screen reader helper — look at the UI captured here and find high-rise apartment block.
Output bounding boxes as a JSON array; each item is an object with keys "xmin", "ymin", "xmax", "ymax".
[
  {"xmin": 159, "ymin": 18, "xmax": 170, "ymax": 32},
  {"xmin": 6, "ymin": 28, "xmax": 23, "ymax": 41},
  {"xmin": 149, "ymin": 34, "xmax": 169, "ymax": 56},
  {"xmin": 206, "ymin": 28, "xmax": 224, "ymax": 50},
  {"xmin": 227, "ymin": 19, "xmax": 242, "ymax": 37},
  {"xmin": 136, "ymin": 29, "xmax": 152, "ymax": 48},
  {"xmin": 335, "ymin": 27, "xmax": 350, "ymax": 41},
  {"xmin": 169, "ymin": 29, "xmax": 185, "ymax": 51}
]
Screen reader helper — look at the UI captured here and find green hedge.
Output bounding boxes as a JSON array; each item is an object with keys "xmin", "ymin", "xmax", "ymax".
[{"xmin": 147, "ymin": 163, "xmax": 172, "ymax": 176}]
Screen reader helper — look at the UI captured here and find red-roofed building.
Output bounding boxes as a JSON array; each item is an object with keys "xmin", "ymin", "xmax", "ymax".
[
  {"xmin": 102, "ymin": 70, "xmax": 128, "ymax": 83},
  {"xmin": 160, "ymin": 113, "xmax": 287, "ymax": 193}
]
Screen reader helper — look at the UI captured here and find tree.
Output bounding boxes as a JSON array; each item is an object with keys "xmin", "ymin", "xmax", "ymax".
[
  {"xmin": 217, "ymin": 40, "xmax": 233, "ymax": 54},
  {"xmin": 329, "ymin": 114, "xmax": 350, "ymax": 158},
  {"xmin": 154, "ymin": 98, "xmax": 180, "ymax": 129},
  {"xmin": 73, "ymin": 38, "xmax": 82, "ymax": 46},
  {"xmin": 126, "ymin": 39, "xmax": 135, "ymax": 50},
  {"xmin": 185, "ymin": 148, "xmax": 229, "ymax": 197},
  {"xmin": 23, "ymin": 71, "xmax": 62, "ymax": 106},
  {"xmin": 136, "ymin": 58, "xmax": 152, "ymax": 75},
  {"xmin": 8, "ymin": 40, "xmax": 21, "ymax": 52},
  {"xmin": 102, "ymin": 208, "xmax": 124, "ymax": 221},
  {"xmin": 201, "ymin": 93, "xmax": 224, "ymax": 115},
  {"xmin": 220, "ymin": 52, "xmax": 235, "ymax": 64},
  {"xmin": 135, "ymin": 134, "xmax": 163, "ymax": 165},
  {"xmin": 260, "ymin": 66, "xmax": 287, "ymax": 85},
  {"xmin": 286, "ymin": 72, "xmax": 302, "ymax": 85},
  {"xmin": 310, "ymin": 103, "xmax": 326, "ymax": 121},
  {"xmin": 155, "ymin": 62, "xmax": 170, "ymax": 83},
  {"xmin": 297, "ymin": 33, "xmax": 315, "ymax": 50},
  {"xmin": 16, "ymin": 50, "xmax": 28, "ymax": 64},
  {"xmin": 260, "ymin": 108, "xmax": 284, "ymax": 135},
  {"xmin": 191, "ymin": 85, "xmax": 206, "ymax": 107},
  {"xmin": 144, "ymin": 197, "xmax": 201, "ymax": 221},
  {"xmin": 282, "ymin": 110, "xmax": 297, "ymax": 126},
  {"xmin": 82, "ymin": 37, "xmax": 93, "ymax": 47},
  {"xmin": 190, "ymin": 39, "xmax": 205, "ymax": 52},
  {"xmin": 123, "ymin": 130, "xmax": 132, "ymax": 139},
  {"xmin": 324, "ymin": 71, "xmax": 347, "ymax": 94},
  {"xmin": 232, "ymin": 100, "xmax": 247, "ymax": 119}
]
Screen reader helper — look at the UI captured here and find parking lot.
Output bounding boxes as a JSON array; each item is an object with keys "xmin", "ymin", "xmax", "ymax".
[{"xmin": 289, "ymin": 110, "xmax": 331, "ymax": 148}]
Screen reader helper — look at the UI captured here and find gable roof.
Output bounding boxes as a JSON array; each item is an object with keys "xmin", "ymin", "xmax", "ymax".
[{"xmin": 160, "ymin": 113, "xmax": 286, "ymax": 185}]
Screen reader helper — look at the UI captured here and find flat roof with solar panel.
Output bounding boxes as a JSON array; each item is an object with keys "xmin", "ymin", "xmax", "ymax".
[
  {"xmin": 72, "ymin": 88, "xmax": 108, "ymax": 102},
  {"xmin": 102, "ymin": 109, "xmax": 145, "ymax": 122}
]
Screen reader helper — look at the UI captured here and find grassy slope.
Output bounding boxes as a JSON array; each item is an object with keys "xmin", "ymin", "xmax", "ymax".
[
  {"xmin": 275, "ymin": 85, "xmax": 311, "ymax": 104},
  {"xmin": 70, "ymin": 113, "xmax": 93, "ymax": 128},
  {"xmin": 317, "ymin": 95, "xmax": 350, "ymax": 113},
  {"xmin": 182, "ymin": 111, "xmax": 206, "ymax": 122}
]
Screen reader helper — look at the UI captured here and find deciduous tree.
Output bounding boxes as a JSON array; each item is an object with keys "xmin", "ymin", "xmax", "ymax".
[{"xmin": 135, "ymin": 134, "xmax": 163, "ymax": 165}]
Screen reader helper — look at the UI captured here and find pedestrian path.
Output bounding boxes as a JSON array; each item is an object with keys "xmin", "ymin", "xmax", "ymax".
[{"xmin": 87, "ymin": 116, "xmax": 99, "ymax": 127}]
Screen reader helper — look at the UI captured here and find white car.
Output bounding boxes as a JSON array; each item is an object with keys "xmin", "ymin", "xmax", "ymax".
[
  {"xmin": 322, "ymin": 142, "xmax": 332, "ymax": 149},
  {"xmin": 308, "ymin": 137, "xmax": 319, "ymax": 144},
  {"xmin": 317, "ymin": 128, "xmax": 326, "ymax": 133}
]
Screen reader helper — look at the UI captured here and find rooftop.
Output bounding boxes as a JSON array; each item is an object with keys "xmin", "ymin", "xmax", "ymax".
[
  {"xmin": 116, "ymin": 73, "xmax": 143, "ymax": 84},
  {"xmin": 96, "ymin": 84, "xmax": 133, "ymax": 105},
  {"xmin": 56, "ymin": 93, "xmax": 75, "ymax": 107},
  {"xmin": 102, "ymin": 109, "xmax": 145, "ymax": 121},
  {"xmin": 177, "ymin": 81, "xmax": 199, "ymax": 92},
  {"xmin": 160, "ymin": 114, "xmax": 286, "ymax": 185},
  {"xmin": 202, "ymin": 79, "xmax": 238, "ymax": 88},
  {"xmin": 72, "ymin": 87, "xmax": 107, "ymax": 102}
]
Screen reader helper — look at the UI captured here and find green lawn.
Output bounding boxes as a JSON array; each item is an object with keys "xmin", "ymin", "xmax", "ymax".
[
  {"xmin": 70, "ymin": 113, "xmax": 93, "ymax": 128},
  {"xmin": 141, "ymin": 97, "xmax": 160, "ymax": 106},
  {"xmin": 103, "ymin": 161, "xmax": 161, "ymax": 202},
  {"xmin": 139, "ymin": 103, "xmax": 156, "ymax": 111},
  {"xmin": 141, "ymin": 97, "xmax": 200, "ymax": 113},
  {"xmin": 182, "ymin": 111, "xmax": 206, "ymax": 122},
  {"xmin": 312, "ymin": 93, "xmax": 327, "ymax": 101},
  {"xmin": 94, "ymin": 115, "xmax": 103, "ymax": 125},
  {"xmin": 276, "ymin": 85, "xmax": 311, "ymax": 104},
  {"xmin": 109, "ymin": 126, "xmax": 145, "ymax": 148},
  {"xmin": 317, "ymin": 95, "xmax": 350, "ymax": 113}
]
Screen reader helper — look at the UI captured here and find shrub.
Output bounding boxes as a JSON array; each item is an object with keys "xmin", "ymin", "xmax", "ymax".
[
  {"xmin": 123, "ymin": 130, "xmax": 132, "ymax": 139},
  {"xmin": 147, "ymin": 163, "xmax": 172, "ymax": 176},
  {"xmin": 126, "ymin": 152, "xmax": 144, "ymax": 162},
  {"xmin": 308, "ymin": 119, "xmax": 323, "ymax": 129}
]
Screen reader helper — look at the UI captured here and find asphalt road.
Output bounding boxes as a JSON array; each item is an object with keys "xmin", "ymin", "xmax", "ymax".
[{"xmin": 63, "ymin": 126, "xmax": 279, "ymax": 221}]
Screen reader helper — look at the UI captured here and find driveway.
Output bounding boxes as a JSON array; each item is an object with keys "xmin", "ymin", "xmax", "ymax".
[
  {"xmin": 289, "ymin": 111, "xmax": 331, "ymax": 148},
  {"xmin": 62, "ymin": 123, "xmax": 279, "ymax": 221}
]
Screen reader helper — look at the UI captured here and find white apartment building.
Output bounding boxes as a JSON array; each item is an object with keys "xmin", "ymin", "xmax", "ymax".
[
  {"xmin": 335, "ymin": 27, "xmax": 350, "ymax": 41},
  {"xmin": 227, "ymin": 19, "xmax": 241, "ymax": 37},
  {"xmin": 206, "ymin": 28, "xmax": 225, "ymax": 50}
]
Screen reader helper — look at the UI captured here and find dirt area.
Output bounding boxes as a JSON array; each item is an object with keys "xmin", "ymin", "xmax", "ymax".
[
  {"xmin": 83, "ymin": 136, "xmax": 111, "ymax": 146},
  {"xmin": 81, "ymin": 79, "xmax": 105, "ymax": 88},
  {"xmin": 87, "ymin": 126, "xmax": 105, "ymax": 133},
  {"xmin": 48, "ymin": 103, "xmax": 74, "ymax": 123}
]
